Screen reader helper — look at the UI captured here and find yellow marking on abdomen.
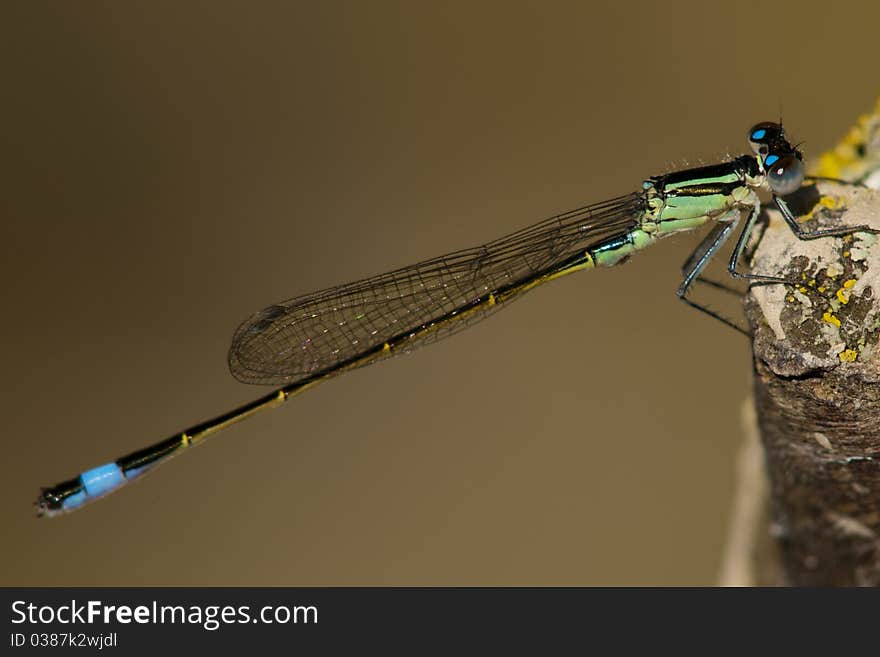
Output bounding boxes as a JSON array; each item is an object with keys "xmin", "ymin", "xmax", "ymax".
[
  {"xmin": 346, "ymin": 250, "xmax": 597, "ymax": 374},
  {"xmin": 542, "ymin": 251, "xmax": 595, "ymax": 282}
]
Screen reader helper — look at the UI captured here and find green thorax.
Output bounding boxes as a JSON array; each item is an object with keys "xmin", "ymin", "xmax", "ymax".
[{"xmin": 642, "ymin": 155, "xmax": 763, "ymax": 234}]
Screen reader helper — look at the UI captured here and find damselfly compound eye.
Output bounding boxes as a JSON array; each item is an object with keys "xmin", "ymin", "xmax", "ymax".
[
  {"xmin": 748, "ymin": 121, "xmax": 785, "ymax": 156},
  {"xmin": 765, "ymin": 152, "xmax": 804, "ymax": 196}
]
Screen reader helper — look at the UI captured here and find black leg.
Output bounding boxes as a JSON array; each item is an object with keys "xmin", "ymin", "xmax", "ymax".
[
  {"xmin": 693, "ymin": 276, "xmax": 742, "ymax": 296},
  {"xmin": 804, "ymin": 174, "xmax": 868, "ymax": 188},
  {"xmin": 676, "ymin": 219, "xmax": 747, "ymax": 335},
  {"xmin": 680, "ymin": 224, "xmax": 742, "ymax": 296},
  {"xmin": 728, "ymin": 202, "xmax": 789, "ymax": 284},
  {"xmin": 774, "ymin": 196, "xmax": 876, "ymax": 240}
]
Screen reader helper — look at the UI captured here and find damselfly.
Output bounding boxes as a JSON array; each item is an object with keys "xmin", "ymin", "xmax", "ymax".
[{"xmin": 37, "ymin": 122, "xmax": 873, "ymax": 516}]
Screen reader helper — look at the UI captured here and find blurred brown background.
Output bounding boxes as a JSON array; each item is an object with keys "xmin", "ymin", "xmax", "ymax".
[{"xmin": 2, "ymin": 1, "xmax": 878, "ymax": 585}]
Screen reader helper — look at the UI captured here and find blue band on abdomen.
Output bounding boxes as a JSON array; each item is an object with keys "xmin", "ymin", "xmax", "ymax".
[{"xmin": 81, "ymin": 463, "xmax": 126, "ymax": 498}]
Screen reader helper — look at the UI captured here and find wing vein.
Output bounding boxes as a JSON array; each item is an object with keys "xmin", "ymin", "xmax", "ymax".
[{"xmin": 228, "ymin": 193, "xmax": 644, "ymax": 385}]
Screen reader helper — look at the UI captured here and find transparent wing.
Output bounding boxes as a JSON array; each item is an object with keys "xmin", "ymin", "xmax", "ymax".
[{"xmin": 228, "ymin": 193, "xmax": 644, "ymax": 385}]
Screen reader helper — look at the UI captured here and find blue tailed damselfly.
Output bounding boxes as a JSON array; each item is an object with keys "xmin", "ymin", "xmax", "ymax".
[{"xmin": 36, "ymin": 122, "xmax": 873, "ymax": 516}]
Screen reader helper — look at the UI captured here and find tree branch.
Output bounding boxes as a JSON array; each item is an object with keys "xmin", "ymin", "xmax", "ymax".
[{"xmin": 744, "ymin": 180, "xmax": 880, "ymax": 585}]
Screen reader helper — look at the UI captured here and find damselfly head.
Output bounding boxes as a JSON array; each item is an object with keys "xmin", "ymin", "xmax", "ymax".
[
  {"xmin": 748, "ymin": 121, "xmax": 804, "ymax": 195},
  {"xmin": 748, "ymin": 121, "xmax": 786, "ymax": 156}
]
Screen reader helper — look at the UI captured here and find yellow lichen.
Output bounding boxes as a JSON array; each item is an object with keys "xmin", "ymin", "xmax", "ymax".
[
  {"xmin": 809, "ymin": 98, "xmax": 880, "ymax": 182},
  {"xmin": 839, "ymin": 349, "xmax": 858, "ymax": 362},
  {"xmin": 823, "ymin": 312, "xmax": 841, "ymax": 328}
]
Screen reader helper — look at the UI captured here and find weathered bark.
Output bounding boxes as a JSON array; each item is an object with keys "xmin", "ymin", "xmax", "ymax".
[{"xmin": 744, "ymin": 181, "xmax": 880, "ymax": 585}]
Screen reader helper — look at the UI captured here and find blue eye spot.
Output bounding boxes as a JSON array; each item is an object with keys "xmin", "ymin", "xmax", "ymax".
[
  {"xmin": 764, "ymin": 154, "xmax": 779, "ymax": 167},
  {"xmin": 751, "ymin": 129, "xmax": 766, "ymax": 140}
]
